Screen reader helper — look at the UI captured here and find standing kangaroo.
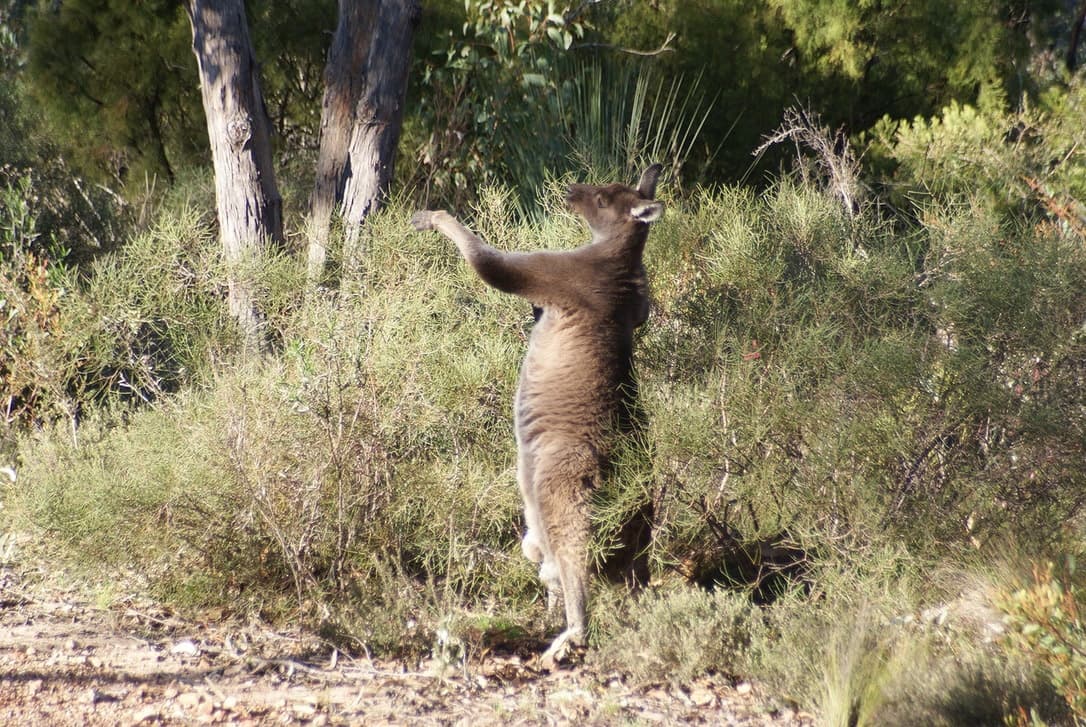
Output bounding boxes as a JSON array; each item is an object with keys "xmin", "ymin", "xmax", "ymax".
[{"xmin": 411, "ymin": 165, "xmax": 663, "ymax": 667}]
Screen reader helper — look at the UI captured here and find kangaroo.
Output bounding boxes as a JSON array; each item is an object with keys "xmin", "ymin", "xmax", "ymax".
[{"xmin": 411, "ymin": 165, "xmax": 664, "ymax": 667}]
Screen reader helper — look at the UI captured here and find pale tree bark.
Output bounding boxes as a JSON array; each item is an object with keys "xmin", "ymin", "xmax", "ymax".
[
  {"xmin": 308, "ymin": 0, "xmax": 420, "ymax": 285},
  {"xmin": 186, "ymin": 0, "xmax": 283, "ymax": 351}
]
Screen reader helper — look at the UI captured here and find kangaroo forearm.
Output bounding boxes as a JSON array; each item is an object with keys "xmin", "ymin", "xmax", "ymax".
[
  {"xmin": 413, "ymin": 209, "xmax": 531, "ymax": 296},
  {"xmin": 426, "ymin": 211, "xmax": 490, "ymax": 259}
]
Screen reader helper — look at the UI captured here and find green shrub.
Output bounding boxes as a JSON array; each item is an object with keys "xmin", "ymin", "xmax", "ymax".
[
  {"xmin": 737, "ymin": 556, "xmax": 1069, "ymax": 726},
  {"xmin": 1, "ymin": 198, "xmax": 245, "ymax": 438},
  {"xmin": 592, "ymin": 585, "xmax": 756, "ymax": 683},
  {"xmin": 860, "ymin": 637, "xmax": 1064, "ymax": 727},
  {"xmin": 3, "ymin": 200, "xmax": 544, "ymax": 650},
  {"xmin": 1000, "ymin": 562, "xmax": 1086, "ymax": 721},
  {"xmin": 640, "ymin": 179, "xmax": 1086, "ymax": 584},
  {"xmin": 869, "ymin": 78, "xmax": 1086, "ymax": 230},
  {"xmin": 1, "ymin": 97, "xmax": 129, "ymax": 268},
  {"xmin": 411, "ymin": 1, "xmax": 710, "ymax": 214}
]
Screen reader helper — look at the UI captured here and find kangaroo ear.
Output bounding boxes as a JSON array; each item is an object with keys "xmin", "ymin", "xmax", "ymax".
[
  {"xmin": 636, "ymin": 163, "xmax": 663, "ymax": 199},
  {"xmin": 630, "ymin": 201, "xmax": 664, "ymax": 223}
]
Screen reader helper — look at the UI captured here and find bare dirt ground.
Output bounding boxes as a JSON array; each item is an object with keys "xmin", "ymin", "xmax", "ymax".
[{"xmin": 1, "ymin": 560, "xmax": 814, "ymax": 726}]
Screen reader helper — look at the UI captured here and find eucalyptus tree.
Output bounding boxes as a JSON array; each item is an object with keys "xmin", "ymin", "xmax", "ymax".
[
  {"xmin": 307, "ymin": 0, "xmax": 421, "ymax": 285},
  {"xmin": 185, "ymin": 0, "xmax": 283, "ymax": 351}
]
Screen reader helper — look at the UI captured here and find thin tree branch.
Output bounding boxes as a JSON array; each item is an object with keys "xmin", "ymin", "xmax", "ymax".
[{"xmin": 571, "ymin": 32, "xmax": 676, "ymax": 57}]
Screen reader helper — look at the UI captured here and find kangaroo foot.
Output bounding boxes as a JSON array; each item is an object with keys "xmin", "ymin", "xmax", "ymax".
[{"xmin": 540, "ymin": 627, "xmax": 585, "ymax": 671}]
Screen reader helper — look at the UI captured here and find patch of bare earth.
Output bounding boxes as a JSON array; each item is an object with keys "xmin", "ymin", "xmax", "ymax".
[{"xmin": 1, "ymin": 566, "xmax": 813, "ymax": 726}]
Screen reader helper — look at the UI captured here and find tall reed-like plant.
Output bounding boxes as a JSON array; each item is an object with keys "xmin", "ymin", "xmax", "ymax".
[{"xmin": 557, "ymin": 60, "xmax": 715, "ymax": 187}]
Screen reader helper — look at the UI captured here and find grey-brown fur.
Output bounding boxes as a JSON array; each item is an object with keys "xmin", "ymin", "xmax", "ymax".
[{"xmin": 411, "ymin": 165, "xmax": 664, "ymax": 666}]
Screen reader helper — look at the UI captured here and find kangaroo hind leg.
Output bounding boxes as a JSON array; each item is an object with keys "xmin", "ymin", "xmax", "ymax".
[
  {"xmin": 517, "ymin": 447, "xmax": 561, "ymax": 610},
  {"xmin": 533, "ymin": 449, "xmax": 594, "ymax": 669}
]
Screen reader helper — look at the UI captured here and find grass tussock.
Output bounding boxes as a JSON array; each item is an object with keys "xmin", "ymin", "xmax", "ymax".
[
  {"xmin": 3, "ymin": 168, "xmax": 1086, "ymax": 721},
  {"xmin": 591, "ymin": 584, "xmax": 755, "ymax": 684}
]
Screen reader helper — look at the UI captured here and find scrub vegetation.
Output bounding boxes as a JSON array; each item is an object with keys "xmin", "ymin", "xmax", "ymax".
[{"xmin": 3, "ymin": 2, "xmax": 1086, "ymax": 723}]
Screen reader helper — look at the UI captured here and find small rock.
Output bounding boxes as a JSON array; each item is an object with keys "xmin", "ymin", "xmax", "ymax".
[
  {"xmin": 292, "ymin": 702, "xmax": 317, "ymax": 717},
  {"xmin": 171, "ymin": 639, "xmax": 200, "ymax": 657},
  {"xmin": 177, "ymin": 691, "xmax": 203, "ymax": 709},
  {"xmin": 921, "ymin": 605, "xmax": 949, "ymax": 626},
  {"xmin": 132, "ymin": 706, "xmax": 160, "ymax": 723},
  {"xmin": 82, "ymin": 687, "xmax": 99, "ymax": 704},
  {"xmin": 736, "ymin": 681, "xmax": 753, "ymax": 695},
  {"xmin": 26, "ymin": 679, "xmax": 43, "ymax": 696},
  {"xmin": 690, "ymin": 688, "xmax": 716, "ymax": 707}
]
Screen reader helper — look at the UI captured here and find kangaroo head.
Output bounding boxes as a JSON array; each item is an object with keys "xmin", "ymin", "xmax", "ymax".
[{"xmin": 565, "ymin": 164, "xmax": 665, "ymax": 239}]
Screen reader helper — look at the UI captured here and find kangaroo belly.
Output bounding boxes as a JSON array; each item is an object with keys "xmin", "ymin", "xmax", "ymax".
[{"xmin": 514, "ymin": 317, "xmax": 633, "ymax": 456}]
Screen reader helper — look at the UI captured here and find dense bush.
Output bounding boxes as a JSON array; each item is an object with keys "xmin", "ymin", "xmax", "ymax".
[
  {"xmin": 6, "ymin": 193, "xmax": 543, "ymax": 649},
  {"xmin": 0, "ymin": 183, "xmax": 294, "ymax": 446},
  {"xmin": 869, "ymin": 80, "xmax": 1086, "ymax": 226},
  {"xmin": 644, "ymin": 184, "xmax": 1086, "ymax": 573},
  {"xmin": 409, "ymin": 0, "xmax": 711, "ymax": 213},
  {"xmin": 595, "ymin": 0, "xmax": 1064, "ymax": 182}
]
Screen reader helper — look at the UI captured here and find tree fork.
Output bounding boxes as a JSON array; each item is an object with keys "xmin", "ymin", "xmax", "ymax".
[
  {"xmin": 186, "ymin": 0, "xmax": 283, "ymax": 351},
  {"xmin": 308, "ymin": 0, "xmax": 420, "ymax": 286}
]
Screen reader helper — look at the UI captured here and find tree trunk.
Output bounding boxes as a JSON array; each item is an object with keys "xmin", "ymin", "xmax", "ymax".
[
  {"xmin": 308, "ymin": 0, "xmax": 420, "ymax": 285},
  {"xmin": 1069, "ymin": 1, "xmax": 1086, "ymax": 72},
  {"xmin": 186, "ymin": 0, "xmax": 283, "ymax": 351}
]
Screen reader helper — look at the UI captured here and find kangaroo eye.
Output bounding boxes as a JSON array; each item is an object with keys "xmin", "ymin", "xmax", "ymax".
[{"xmin": 596, "ymin": 194, "xmax": 606, "ymax": 208}]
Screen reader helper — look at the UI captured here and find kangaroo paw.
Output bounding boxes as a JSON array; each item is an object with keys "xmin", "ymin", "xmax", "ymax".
[
  {"xmin": 410, "ymin": 210, "xmax": 442, "ymax": 231},
  {"xmin": 540, "ymin": 627, "xmax": 585, "ymax": 671}
]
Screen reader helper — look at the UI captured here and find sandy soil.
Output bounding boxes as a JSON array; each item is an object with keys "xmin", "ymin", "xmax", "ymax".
[{"xmin": 0, "ymin": 562, "xmax": 814, "ymax": 726}]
